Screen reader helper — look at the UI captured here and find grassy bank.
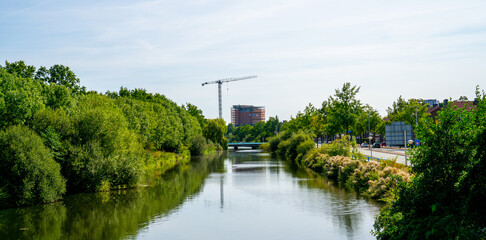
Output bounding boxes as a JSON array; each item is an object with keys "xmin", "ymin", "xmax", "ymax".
[{"xmin": 265, "ymin": 132, "xmax": 411, "ymax": 201}]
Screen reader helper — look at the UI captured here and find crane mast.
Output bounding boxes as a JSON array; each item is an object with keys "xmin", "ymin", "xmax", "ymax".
[{"xmin": 202, "ymin": 75, "xmax": 257, "ymax": 119}]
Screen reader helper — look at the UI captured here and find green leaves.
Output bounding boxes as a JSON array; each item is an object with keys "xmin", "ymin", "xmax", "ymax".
[
  {"xmin": 0, "ymin": 125, "xmax": 66, "ymax": 208},
  {"xmin": 203, "ymin": 118, "xmax": 228, "ymax": 149},
  {"xmin": 374, "ymin": 88, "xmax": 486, "ymax": 239}
]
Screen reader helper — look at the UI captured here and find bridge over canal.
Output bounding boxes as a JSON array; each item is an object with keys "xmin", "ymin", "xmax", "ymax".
[{"xmin": 228, "ymin": 142, "xmax": 265, "ymax": 150}]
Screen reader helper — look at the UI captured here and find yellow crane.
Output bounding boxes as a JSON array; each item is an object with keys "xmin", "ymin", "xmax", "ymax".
[{"xmin": 202, "ymin": 75, "xmax": 257, "ymax": 119}]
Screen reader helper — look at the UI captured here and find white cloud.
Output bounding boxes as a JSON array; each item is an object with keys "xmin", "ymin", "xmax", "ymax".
[{"xmin": 1, "ymin": 0, "xmax": 486, "ymax": 120}]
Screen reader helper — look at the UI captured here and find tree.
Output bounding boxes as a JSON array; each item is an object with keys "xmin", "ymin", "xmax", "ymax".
[
  {"xmin": 183, "ymin": 103, "xmax": 206, "ymax": 128},
  {"xmin": 327, "ymin": 82, "xmax": 362, "ymax": 135},
  {"xmin": 353, "ymin": 104, "xmax": 382, "ymax": 138},
  {"xmin": 203, "ymin": 118, "xmax": 228, "ymax": 149},
  {"xmin": 0, "ymin": 125, "xmax": 66, "ymax": 208},
  {"xmin": 0, "ymin": 68, "xmax": 45, "ymax": 129},
  {"xmin": 386, "ymin": 96, "xmax": 428, "ymax": 125},
  {"xmin": 45, "ymin": 64, "xmax": 86, "ymax": 94},
  {"xmin": 1, "ymin": 60, "xmax": 36, "ymax": 79},
  {"xmin": 374, "ymin": 87, "xmax": 486, "ymax": 239}
]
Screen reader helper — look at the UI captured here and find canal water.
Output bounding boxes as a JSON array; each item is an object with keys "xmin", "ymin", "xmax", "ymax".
[{"xmin": 0, "ymin": 150, "xmax": 380, "ymax": 240}]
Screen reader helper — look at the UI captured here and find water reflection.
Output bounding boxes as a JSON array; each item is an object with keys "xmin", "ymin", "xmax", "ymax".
[
  {"xmin": 1, "ymin": 150, "xmax": 380, "ymax": 240},
  {"xmin": 0, "ymin": 152, "xmax": 225, "ymax": 240}
]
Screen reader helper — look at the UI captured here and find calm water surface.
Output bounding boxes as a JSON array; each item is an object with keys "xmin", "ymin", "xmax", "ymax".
[{"xmin": 1, "ymin": 150, "xmax": 380, "ymax": 240}]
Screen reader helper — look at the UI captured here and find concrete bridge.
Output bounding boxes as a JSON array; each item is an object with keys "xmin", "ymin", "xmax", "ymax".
[{"xmin": 228, "ymin": 142, "xmax": 265, "ymax": 150}]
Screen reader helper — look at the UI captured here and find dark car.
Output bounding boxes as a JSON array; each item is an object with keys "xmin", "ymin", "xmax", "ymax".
[{"xmin": 372, "ymin": 143, "xmax": 381, "ymax": 148}]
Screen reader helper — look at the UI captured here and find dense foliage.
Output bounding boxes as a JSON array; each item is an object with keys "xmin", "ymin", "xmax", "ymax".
[
  {"xmin": 0, "ymin": 125, "xmax": 66, "ymax": 208},
  {"xmin": 373, "ymin": 88, "xmax": 486, "ymax": 239},
  {"xmin": 386, "ymin": 96, "xmax": 429, "ymax": 125},
  {"xmin": 268, "ymin": 133, "xmax": 411, "ymax": 201},
  {"xmin": 282, "ymin": 82, "xmax": 384, "ymax": 141},
  {"xmin": 226, "ymin": 116, "xmax": 281, "ymax": 142},
  {"xmin": 0, "ymin": 61, "xmax": 219, "ymax": 208}
]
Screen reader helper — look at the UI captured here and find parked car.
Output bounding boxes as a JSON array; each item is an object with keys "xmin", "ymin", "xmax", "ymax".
[
  {"xmin": 372, "ymin": 143, "xmax": 381, "ymax": 148},
  {"xmin": 380, "ymin": 142, "xmax": 386, "ymax": 147},
  {"xmin": 361, "ymin": 143, "xmax": 369, "ymax": 148}
]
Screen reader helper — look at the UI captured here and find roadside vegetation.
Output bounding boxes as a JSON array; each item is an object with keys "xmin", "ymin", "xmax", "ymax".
[
  {"xmin": 265, "ymin": 133, "xmax": 411, "ymax": 201},
  {"xmin": 0, "ymin": 61, "xmax": 227, "ymax": 208},
  {"xmin": 266, "ymin": 82, "xmax": 485, "ymax": 239}
]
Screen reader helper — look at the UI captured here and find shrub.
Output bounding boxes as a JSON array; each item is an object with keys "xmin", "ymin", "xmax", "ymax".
[
  {"xmin": 62, "ymin": 94, "xmax": 144, "ymax": 192},
  {"xmin": 347, "ymin": 160, "xmax": 380, "ymax": 192},
  {"xmin": 319, "ymin": 136, "xmax": 355, "ymax": 157},
  {"xmin": 189, "ymin": 134, "xmax": 207, "ymax": 156},
  {"xmin": 296, "ymin": 139, "xmax": 316, "ymax": 163},
  {"xmin": 367, "ymin": 166, "xmax": 410, "ymax": 199},
  {"xmin": 0, "ymin": 125, "xmax": 66, "ymax": 208}
]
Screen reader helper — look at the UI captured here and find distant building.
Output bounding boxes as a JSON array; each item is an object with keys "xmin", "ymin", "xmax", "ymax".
[
  {"xmin": 424, "ymin": 99, "xmax": 440, "ymax": 107},
  {"xmin": 231, "ymin": 105, "xmax": 265, "ymax": 127}
]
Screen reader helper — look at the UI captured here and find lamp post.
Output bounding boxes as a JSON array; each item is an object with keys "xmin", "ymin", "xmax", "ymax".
[
  {"xmin": 369, "ymin": 136, "xmax": 373, "ymax": 157},
  {"xmin": 368, "ymin": 112, "xmax": 373, "ymax": 157}
]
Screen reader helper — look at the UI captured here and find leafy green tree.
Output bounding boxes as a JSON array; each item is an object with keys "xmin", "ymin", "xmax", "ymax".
[
  {"xmin": 354, "ymin": 104, "xmax": 382, "ymax": 138},
  {"xmin": 374, "ymin": 88, "xmax": 486, "ymax": 239},
  {"xmin": 184, "ymin": 103, "xmax": 207, "ymax": 128},
  {"xmin": 45, "ymin": 64, "xmax": 86, "ymax": 94},
  {"xmin": 0, "ymin": 125, "xmax": 66, "ymax": 208},
  {"xmin": 65, "ymin": 94, "xmax": 144, "ymax": 192},
  {"xmin": 203, "ymin": 118, "xmax": 228, "ymax": 149},
  {"xmin": 1, "ymin": 60, "xmax": 36, "ymax": 79},
  {"xmin": 326, "ymin": 82, "xmax": 362, "ymax": 135},
  {"xmin": 386, "ymin": 96, "xmax": 428, "ymax": 126},
  {"xmin": 0, "ymin": 68, "xmax": 45, "ymax": 129},
  {"xmin": 283, "ymin": 103, "xmax": 317, "ymax": 133}
]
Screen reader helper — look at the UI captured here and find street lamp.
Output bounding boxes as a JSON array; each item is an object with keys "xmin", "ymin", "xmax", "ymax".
[
  {"xmin": 369, "ymin": 136, "xmax": 373, "ymax": 157},
  {"xmin": 405, "ymin": 139, "xmax": 413, "ymax": 166}
]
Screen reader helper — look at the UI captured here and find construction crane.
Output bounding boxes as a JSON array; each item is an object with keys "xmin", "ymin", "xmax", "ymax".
[{"xmin": 202, "ymin": 75, "xmax": 257, "ymax": 119}]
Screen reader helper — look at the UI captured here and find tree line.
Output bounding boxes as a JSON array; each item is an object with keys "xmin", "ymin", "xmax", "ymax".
[
  {"xmin": 0, "ymin": 60, "xmax": 227, "ymax": 209},
  {"xmin": 228, "ymin": 82, "xmax": 432, "ymax": 144},
  {"xmin": 262, "ymin": 82, "xmax": 486, "ymax": 239}
]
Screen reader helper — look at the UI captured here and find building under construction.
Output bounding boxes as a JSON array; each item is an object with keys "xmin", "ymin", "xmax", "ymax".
[{"xmin": 231, "ymin": 105, "xmax": 265, "ymax": 127}]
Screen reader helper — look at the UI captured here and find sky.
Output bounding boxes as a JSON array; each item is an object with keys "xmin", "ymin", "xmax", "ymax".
[{"xmin": 1, "ymin": 0, "xmax": 486, "ymax": 121}]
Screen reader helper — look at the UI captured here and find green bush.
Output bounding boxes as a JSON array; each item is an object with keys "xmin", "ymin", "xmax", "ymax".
[
  {"xmin": 203, "ymin": 118, "xmax": 228, "ymax": 149},
  {"xmin": 189, "ymin": 134, "xmax": 207, "ymax": 156},
  {"xmin": 296, "ymin": 140, "xmax": 316, "ymax": 162},
  {"xmin": 0, "ymin": 125, "xmax": 66, "ymax": 208},
  {"xmin": 320, "ymin": 137, "xmax": 355, "ymax": 157},
  {"xmin": 56, "ymin": 94, "xmax": 143, "ymax": 192},
  {"xmin": 268, "ymin": 131, "xmax": 292, "ymax": 152},
  {"xmin": 373, "ymin": 90, "xmax": 486, "ymax": 239}
]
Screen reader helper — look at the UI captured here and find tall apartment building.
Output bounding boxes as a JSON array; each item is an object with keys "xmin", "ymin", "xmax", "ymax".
[{"xmin": 231, "ymin": 105, "xmax": 265, "ymax": 127}]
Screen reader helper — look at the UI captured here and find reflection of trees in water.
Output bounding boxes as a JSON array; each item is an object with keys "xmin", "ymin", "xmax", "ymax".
[
  {"xmin": 283, "ymin": 159, "xmax": 379, "ymax": 239},
  {"xmin": 0, "ymin": 153, "xmax": 225, "ymax": 240},
  {"xmin": 228, "ymin": 150, "xmax": 272, "ymax": 164}
]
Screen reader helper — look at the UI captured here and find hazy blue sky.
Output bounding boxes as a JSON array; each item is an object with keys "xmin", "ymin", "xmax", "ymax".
[{"xmin": 1, "ymin": 0, "xmax": 486, "ymax": 121}]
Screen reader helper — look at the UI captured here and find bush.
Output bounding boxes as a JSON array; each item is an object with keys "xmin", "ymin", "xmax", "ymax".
[
  {"xmin": 319, "ymin": 136, "xmax": 355, "ymax": 157},
  {"xmin": 62, "ymin": 94, "xmax": 144, "ymax": 192},
  {"xmin": 268, "ymin": 131, "xmax": 292, "ymax": 152},
  {"xmin": 296, "ymin": 140, "xmax": 316, "ymax": 162},
  {"xmin": 0, "ymin": 125, "xmax": 66, "ymax": 208},
  {"xmin": 373, "ymin": 89, "xmax": 486, "ymax": 239},
  {"xmin": 189, "ymin": 134, "xmax": 207, "ymax": 156},
  {"xmin": 275, "ymin": 131, "xmax": 314, "ymax": 162}
]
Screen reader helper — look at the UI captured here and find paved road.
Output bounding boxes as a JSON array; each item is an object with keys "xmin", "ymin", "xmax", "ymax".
[{"xmin": 358, "ymin": 148, "xmax": 412, "ymax": 165}]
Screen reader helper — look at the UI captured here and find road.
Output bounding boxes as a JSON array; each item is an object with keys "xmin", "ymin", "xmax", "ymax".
[{"xmin": 358, "ymin": 147, "xmax": 412, "ymax": 165}]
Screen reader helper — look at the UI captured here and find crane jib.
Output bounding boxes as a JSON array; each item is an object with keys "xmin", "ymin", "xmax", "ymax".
[{"xmin": 201, "ymin": 75, "xmax": 258, "ymax": 119}]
